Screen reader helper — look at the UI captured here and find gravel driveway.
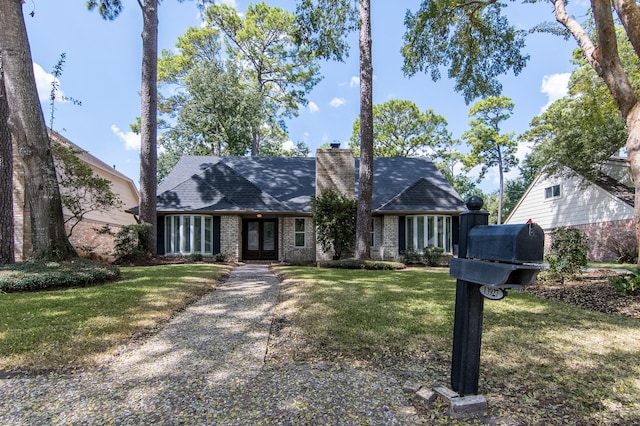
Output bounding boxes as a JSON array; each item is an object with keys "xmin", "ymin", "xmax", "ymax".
[{"xmin": 1, "ymin": 264, "xmax": 421, "ymax": 425}]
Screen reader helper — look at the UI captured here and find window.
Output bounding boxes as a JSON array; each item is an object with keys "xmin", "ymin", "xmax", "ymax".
[
  {"xmin": 544, "ymin": 184, "xmax": 561, "ymax": 199},
  {"xmin": 164, "ymin": 215, "xmax": 214, "ymax": 255},
  {"xmin": 370, "ymin": 218, "xmax": 375, "ymax": 247},
  {"xmin": 405, "ymin": 215, "xmax": 453, "ymax": 253},
  {"xmin": 294, "ymin": 218, "xmax": 306, "ymax": 247}
]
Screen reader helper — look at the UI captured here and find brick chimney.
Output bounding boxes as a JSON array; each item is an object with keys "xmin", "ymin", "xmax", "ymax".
[{"xmin": 315, "ymin": 145, "xmax": 355, "ymax": 198}]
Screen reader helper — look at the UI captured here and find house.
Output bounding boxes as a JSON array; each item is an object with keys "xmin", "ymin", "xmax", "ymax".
[
  {"xmin": 505, "ymin": 158, "xmax": 634, "ymax": 261},
  {"xmin": 154, "ymin": 147, "xmax": 466, "ymax": 262},
  {"xmin": 13, "ymin": 131, "xmax": 140, "ymax": 261}
]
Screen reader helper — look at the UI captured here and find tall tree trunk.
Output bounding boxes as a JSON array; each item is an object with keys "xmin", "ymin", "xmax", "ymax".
[
  {"xmin": 0, "ymin": 1, "xmax": 75, "ymax": 260},
  {"xmin": 139, "ymin": 0, "xmax": 159, "ymax": 254},
  {"xmin": 0, "ymin": 60, "xmax": 14, "ymax": 265},
  {"xmin": 354, "ymin": 0, "xmax": 373, "ymax": 260},
  {"xmin": 625, "ymin": 104, "xmax": 640, "ymax": 268}
]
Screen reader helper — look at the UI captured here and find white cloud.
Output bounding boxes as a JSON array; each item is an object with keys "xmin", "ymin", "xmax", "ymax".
[
  {"xmin": 349, "ymin": 76, "xmax": 359, "ymax": 88},
  {"xmin": 111, "ymin": 124, "xmax": 141, "ymax": 151},
  {"xmin": 309, "ymin": 101, "xmax": 319, "ymax": 113},
  {"xmin": 282, "ymin": 140, "xmax": 294, "ymax": 151},
  {"xmin": 330, "ymin": 97, "xmax": 346, "ymax": 107},
  {"xmin": 33, "ymin": 62, "xmax": 62, "ymax": 103},
  {"xmin": 540, "ymin": 73, "xmax": 570, "ymax": 112}
]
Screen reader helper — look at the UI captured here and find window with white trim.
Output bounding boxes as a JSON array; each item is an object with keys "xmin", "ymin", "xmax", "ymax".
[
  {"xmin": 370, "ymin": 218, "xmax": 375, "ymax": 247},
  {"xmin": 294, "ymin": 218, "xmax": 306, "ymax": 248},
  {"xmin": 164, "ymin": 215, "xmax": 214, "ymax": 255},
  {"xmin": 544, "ymin": 184, "xmax": 561, "ymax": 199},
  {"xmin": 406, "ymin": 215, "xmax": 453, "ymax": 253}
]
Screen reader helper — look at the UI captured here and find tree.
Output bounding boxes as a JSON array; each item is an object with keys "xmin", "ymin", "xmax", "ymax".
[
  {"xmin": 402, "ymin": 0, "xmax": 640, "ymax": 266},
  {"xmin": 88, "ymin": 0, "xmax": 161, "ymax": 255},
  {"xmin": 296, "ymin": 0, "xmax": 374, "ymax": 260},
  {"xmin": 51, "ymin": 142, "xmax": 123, "ymax": 238},
  {"xmin": 348, "ymin": 99, "xmax": 450, "ymax": 157},
  {"xmin": 0, "ymin": 59, "xmax": 13, "ymax": 265},
  {"xmin": 0, "ymin": 1, "xmax": 76, "ymax": 260},
  {"xmin": 311, "ymin": 189, "xmax": 357, "ymax": 259},
  {"xmin": 206, "ymin": 2, "xmax": 321, "ymax": 156},
  {"xmin": 520, "ymin": 32, "xmax": 631, "ymax": 181},
  {"xmin": 462, "ymin": 96, "xmax": 518, "ymax": 224}
]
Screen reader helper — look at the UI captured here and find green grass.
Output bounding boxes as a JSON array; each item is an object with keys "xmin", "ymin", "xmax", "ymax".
[
  {"xmin": 275, "ymin": 266, "xmax": 640, "ymax": 424},
  {"xmin": 588, "ymin": 262, "xmax": 636, "ymax": 272},
  {"xmin": 0, "ymin": 263, "xmax": 231, "ymax": 372}
]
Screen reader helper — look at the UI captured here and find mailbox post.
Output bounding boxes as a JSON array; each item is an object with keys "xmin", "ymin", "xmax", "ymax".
[{"xmin": 449, "ymin": 196, "xmax": 544, "ymax": 396}]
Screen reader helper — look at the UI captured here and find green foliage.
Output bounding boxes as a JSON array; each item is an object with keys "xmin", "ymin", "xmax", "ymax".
[
  {"xmin": 113, "ymin": 223, "xmax": 152, "ymax": 262},
  {"xmin": 294, "ymin": 0, "xmax": 359, "ymax": 62},
  {"xmin": 0, "ymin": 259, "xmax": 120, "ymax": 292},
  {"xmin": 545, "ymin": 227, "xmax": 588, "ymax": 282},
  {"xmin": 609, "ymin": 272, "xmax": 640, "ymax": 296},
  {"xmin": 423, "ymin": 246, "xmax": 445, "ymax": 267},
  {"xmin": 189, "ymin": 252, "xmax": 203, "ymax": 262},
  {"xmin": 401, "ymin": 248, "xmax": 424, "ymax": 265},
  {"xmin": 318, "ymin": 259, "xmax": 405, "ymax": 270},
  {"xmin": 311, "ymin": 189, "xmax": 357, "ymax": 260},
  {"xmin": 214, "ymin": 252, "xmax": 226, "ymax": 262},
  {"xmin": 520, "ymin": 27, "xmax": 636, "ymax": 180},
  {"xmin": 206, "ymin": 2, "xmax": 321, "ymax": 155},
  {"xmin": 349, "ymin": 99, "xmax": 450, "ymax": 157},
  {"xmin": 51, "ymin": 142, "xmax": 122, "ymax": 237},
  {"xmin": 402, "ymin": 1, "xmax": 528, "ymax": 103}
]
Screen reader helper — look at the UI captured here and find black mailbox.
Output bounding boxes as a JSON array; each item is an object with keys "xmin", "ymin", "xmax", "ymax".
[
  {"xmin": 450, "ymin": 222, "xmax": 544, "ymax": 290},
  {"xmin": 449, "ymin": 197, "xmax": 545, "ymax": 397},
  {"xmin": 467, "ymin": 223, "xmax": 544, "ymax": 264}
]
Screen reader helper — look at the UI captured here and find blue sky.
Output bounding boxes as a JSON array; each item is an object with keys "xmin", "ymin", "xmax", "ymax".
[{"xmin": 24, "ymin": 0, "xmax": 588, "ymax": 191}]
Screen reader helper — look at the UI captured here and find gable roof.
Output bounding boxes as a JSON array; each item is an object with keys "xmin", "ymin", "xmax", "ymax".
[{"xmin": 155, "ymin": 155, "xmax": 465, "ymax": 214}]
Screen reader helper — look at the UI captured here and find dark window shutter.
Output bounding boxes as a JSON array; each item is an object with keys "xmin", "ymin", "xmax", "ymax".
[
  {"xmin": 398, "ymin": 216, "xmax": 406, "ymax": 252},
  {"xmin": 213, "ymin": 216, "xmax": 221, "ymax": 255},
  {"xmin": 157, "ymin": 216, "xmax": 165, "ymax": 255}
]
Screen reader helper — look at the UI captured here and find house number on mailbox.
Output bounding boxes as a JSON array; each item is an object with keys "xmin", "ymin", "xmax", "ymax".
[{"xmin": 479, "ymin": 286, "xmax": 505, "ymax": 301}]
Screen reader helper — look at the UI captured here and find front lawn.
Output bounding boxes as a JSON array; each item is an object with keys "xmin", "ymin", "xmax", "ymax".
[
  {"xmin": 272, "ymin": 266, "xmax": 640, "ymax": 425},
  {"xmin": 0, "ymin": 263, "xmax": 231, "ymax": 373}
]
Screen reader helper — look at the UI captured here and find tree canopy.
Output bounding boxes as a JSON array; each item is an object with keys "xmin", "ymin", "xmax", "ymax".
[
  {"xmin": 206, "ymin": 2, "xmax": 321, "ymax": 156},
  {"xmin": 348, "ymin": 99, "xmax": 450, "ymax": 158},
  {"xmin": 462, "ymin": 96, "xmax": 518, "ymax": 224}
]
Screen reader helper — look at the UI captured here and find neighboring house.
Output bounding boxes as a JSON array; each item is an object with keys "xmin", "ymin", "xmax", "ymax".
[
  {"xmin": 152, "ymin": 147, "xmax": 466, "ymax": 262},
  {"xmin": 505, "ymin": 158, "xmax": 634, "ymax": 261},
  {"xmin": 13, "ymin": 131, "xmax": 139, "ymax": 261}
]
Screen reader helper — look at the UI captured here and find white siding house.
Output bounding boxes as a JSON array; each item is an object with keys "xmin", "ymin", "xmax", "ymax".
[{"xmin": 505, "ymin": 159, "xmax": 634, "ymax": 261}]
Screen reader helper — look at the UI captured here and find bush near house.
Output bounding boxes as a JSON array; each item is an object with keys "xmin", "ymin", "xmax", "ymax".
[
  {"xmin": 0, "ymin": 259, "xmax": 120, "ymax": 292},
  {"xmin": 544, "ymin": 227, "xmax": 588, "ymax": 282}
]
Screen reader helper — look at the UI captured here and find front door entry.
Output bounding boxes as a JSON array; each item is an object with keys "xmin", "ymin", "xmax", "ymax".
[{"xmin": 242, "ymin": 219, "xmax": 278, "ymax": 260}]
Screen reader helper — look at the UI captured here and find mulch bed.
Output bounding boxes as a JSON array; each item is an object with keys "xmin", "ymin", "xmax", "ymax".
[{"xmin": 525, "ymin": 269, "xmax": 640, "ymax": 318}]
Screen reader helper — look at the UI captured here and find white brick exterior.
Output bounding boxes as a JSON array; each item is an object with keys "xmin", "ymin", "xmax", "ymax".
[{"xmin": 220, "ymin": 215, "xmax": 240, "ymax": 262}]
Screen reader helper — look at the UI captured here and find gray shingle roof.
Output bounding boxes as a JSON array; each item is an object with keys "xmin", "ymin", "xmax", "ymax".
[{"xmin": 155, "ymin": 155, "xmax": 465, "ymax": 214}]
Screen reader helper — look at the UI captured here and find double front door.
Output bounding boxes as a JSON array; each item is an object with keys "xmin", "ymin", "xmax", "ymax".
[{"xmin": 242, "ymin": 219, "xmax": 278, "ymax": 260}]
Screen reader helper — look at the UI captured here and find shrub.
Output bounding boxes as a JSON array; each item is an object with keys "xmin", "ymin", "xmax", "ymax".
[
  {"xmin": 0, "ymin": 259, "xmax": 120, "ymax": 292},
  {"xmin": 214, "ymin": 252, "xmax": 226, "ymax": 262},
  {"xmin": 401, "ymin": 249, "xmax": 423, "ymax": 265},
  {"xmin": 604, "ymin": 228, "xmax": 638, "ymax": 264},
  {"xmin": 311, "ymin": 190, "xmax": 357, "ymax": 260},
  {"xmin": 423, "ymin": 246, "xmax": 445, "ymax": 266},
  {"xmin": 545, "ymin": 227, "xmax": 588, "ymax": 283},
  {"xmin": 609, "ymin": 272, "xmax": 640, "ymax": 296},
  {"xmin": 113, "ymin": 223, "xmax": 151, "ymax": 262},
  {"xmin": 189, "ymin": 252, "xmax": 203, "ymax": 262},
  {"xmin": 318, "ymin": 259, "xmax": 405, "ymax": 270}
]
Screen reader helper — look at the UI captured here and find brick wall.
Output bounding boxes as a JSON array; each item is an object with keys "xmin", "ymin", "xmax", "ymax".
[
  {"xmin": 281, "ymin": 216, "xmax": 316, "ymax": 263},
  {"xmin": 315, "ymin": 148, "xmax": 355, "ymax": 198},
  {"xmin": 220, "ymin": 215, "xmax": 240, "ymax": 261},
  {"xmin": 67, "ymin": 220, "xmax": 119, "ymax": 262},
  {"xmin": 371, "ymin": 215, "xmax": 400, "ymax": 261},
  {"xmin": 570, "ymin": 219, "xmax": 635, "ymax": 262}
]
